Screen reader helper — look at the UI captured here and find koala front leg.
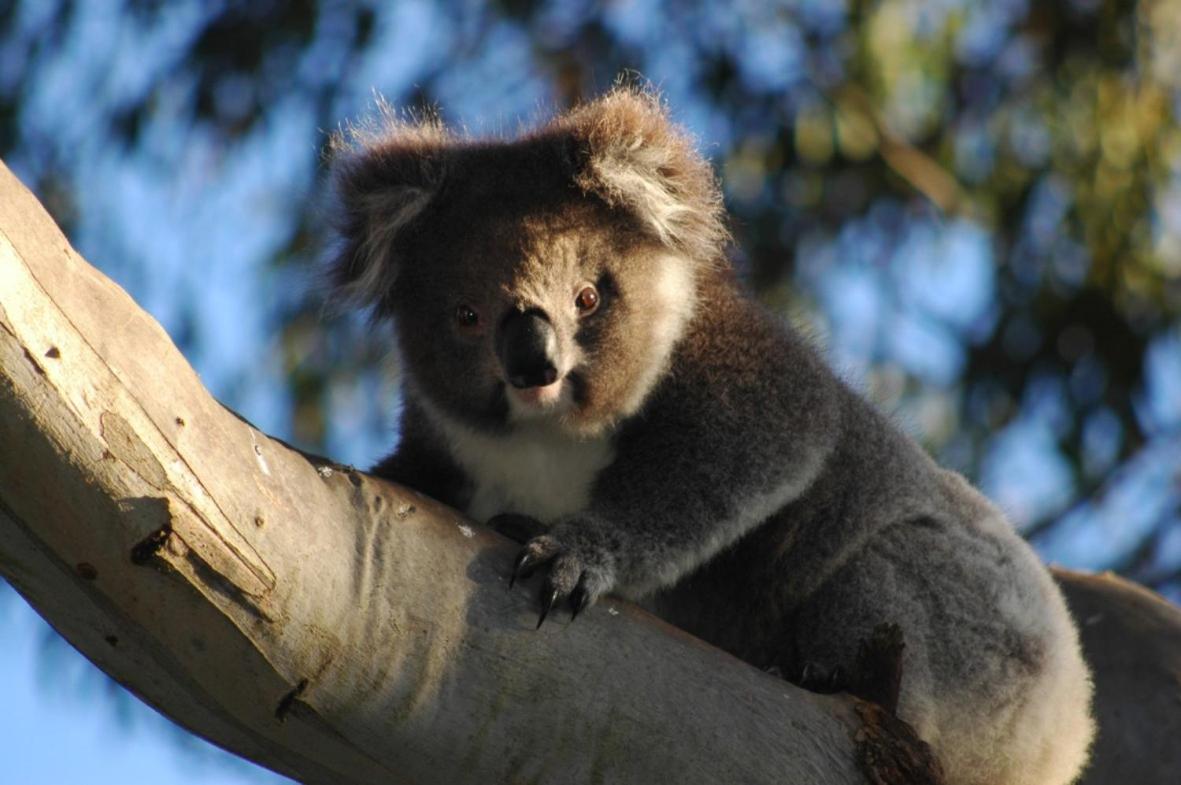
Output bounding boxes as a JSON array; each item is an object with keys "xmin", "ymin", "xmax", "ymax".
[{"xmin": 510, "ymin": 424, "xmax": 835, "ymax": 626}]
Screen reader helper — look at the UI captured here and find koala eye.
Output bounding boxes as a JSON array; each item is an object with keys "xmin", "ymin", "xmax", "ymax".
[
  {"xmin": 575, "ymin": 285, "xmax": 600, "ymax": 316},
  {"xmin": 455, "ymin": 304, "xmax": 481, "ymax": 330}
]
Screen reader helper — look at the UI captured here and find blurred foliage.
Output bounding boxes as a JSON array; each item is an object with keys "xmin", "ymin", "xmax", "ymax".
[{"xmin": 0, "ymin": 0, "xmax": 1178, "ymax": 594}]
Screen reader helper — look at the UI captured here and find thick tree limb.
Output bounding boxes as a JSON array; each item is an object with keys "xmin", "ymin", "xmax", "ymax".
[
  {"xmin": 0, "ymin": 161, "xmax": 868, "ymax": 783},
  {"xmin": 0, "ymin": 160, "xmax": 1175, "ymax": 784}
]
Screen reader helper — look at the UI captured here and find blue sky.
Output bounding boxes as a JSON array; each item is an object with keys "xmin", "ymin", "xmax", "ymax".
[{"xmin": 0, "ymin": 583, "xmax": 290, "ymax": 784}]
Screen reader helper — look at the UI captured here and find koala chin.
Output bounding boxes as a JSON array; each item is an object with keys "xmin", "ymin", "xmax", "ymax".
[{"xmin": 326, "ymin": 88, "xmax": 1094, "ymax": 785}]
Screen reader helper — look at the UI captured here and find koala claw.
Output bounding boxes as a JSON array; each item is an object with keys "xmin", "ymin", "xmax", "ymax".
[
  {"xmin": 509, "ymin": 551, "xmax": 533, "ymax": 590},
  {"xmin": 537, "ymin": 585, "xmax": 561, "ymax": 629},
  {"xmin": 569, "ymin": 584, "xmax": 592, "ymax": 620},
  {"xmin": 537, "ymin": 558, "xmax": 578, "ymax": 628},
  {"xmin": 511, "ymin": 536, "xmax": 559, "ymax": 589}
]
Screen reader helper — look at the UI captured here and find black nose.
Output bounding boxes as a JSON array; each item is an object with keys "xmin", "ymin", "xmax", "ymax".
[{"xmin": 497, "ymin": 309, "xmax": 559, "ymax": 389}]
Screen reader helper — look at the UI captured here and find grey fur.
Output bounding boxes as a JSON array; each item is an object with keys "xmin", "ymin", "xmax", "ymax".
[{"xmin": 326, "ymin": 88, "xmax": 1094, "ymax": 785}]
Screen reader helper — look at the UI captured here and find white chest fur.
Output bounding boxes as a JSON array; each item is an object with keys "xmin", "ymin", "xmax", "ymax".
[{"xmin": 431, "ymin": 415, "xmax": 615, "ymax": 523}]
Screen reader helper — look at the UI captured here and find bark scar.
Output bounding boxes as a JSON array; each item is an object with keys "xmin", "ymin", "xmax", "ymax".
[
  {"xmin": 178, "ymin": 537, "xmax": 275, "ymax": 622},
  {"xmin": 21, "ymin": 346, "xmax": 45, "ymax": 375},
  {"xmin": 275, "ymin": 678, "xmax": 310, "ymax": 723},
  {"xmin": 130, "ymin": 524, "xmax": 172, "ymax": 565}
]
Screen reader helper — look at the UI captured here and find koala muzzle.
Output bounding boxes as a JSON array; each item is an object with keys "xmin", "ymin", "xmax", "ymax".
[{"xmin": 498, "ymin": 309, "xmax": 560, "ymax": 389}]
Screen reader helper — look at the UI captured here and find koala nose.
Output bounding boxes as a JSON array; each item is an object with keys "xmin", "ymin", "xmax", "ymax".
[{"xmin": 498, "ymin": 309, "xmax": 560, "ymax": 389}]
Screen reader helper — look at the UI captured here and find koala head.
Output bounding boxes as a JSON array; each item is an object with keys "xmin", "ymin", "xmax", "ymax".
[{"xmin": 328, "ymin": 88, "xmax": 728, "ymax": 435}]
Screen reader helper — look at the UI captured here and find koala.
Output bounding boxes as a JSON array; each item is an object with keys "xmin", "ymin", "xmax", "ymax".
[{"xmin": 326, "ymin": 89, "xmax": 1094, "ymax": 785}]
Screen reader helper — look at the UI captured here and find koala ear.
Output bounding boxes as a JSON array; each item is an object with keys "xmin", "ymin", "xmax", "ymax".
[
  {"xmin": 327, "ymin": 106, "xmax": 449, "ymax": 308},
  {"xmin": 560, "ymin": 88, "xmax": 728, "ymax": 265}
]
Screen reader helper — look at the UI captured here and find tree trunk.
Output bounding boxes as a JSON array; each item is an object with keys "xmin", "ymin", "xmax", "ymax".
[{"xmin": 0, "ymin": 160, "xmax": 1174, "ymax": 784}]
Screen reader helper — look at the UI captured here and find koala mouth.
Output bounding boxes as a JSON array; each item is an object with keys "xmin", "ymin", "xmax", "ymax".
[
  {"xmin": 509, "ymin": 377, "xmax": 565, "ymax": 407},
  {"xmin": 505, "ymin": 375, "xmax": 575, "ymax": 425},
  {"xmin": 503, "ymin": 368, "xmax": 588, "ymax": 426},
  {"xmin": 500, "ymin": 370, "xmax": 603, "ymax": 433}
]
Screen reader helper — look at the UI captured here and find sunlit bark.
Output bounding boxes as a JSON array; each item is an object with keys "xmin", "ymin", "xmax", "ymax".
[{"xmin": 0, "ymin": 161, "xmax": 1173, "ymax": 785}]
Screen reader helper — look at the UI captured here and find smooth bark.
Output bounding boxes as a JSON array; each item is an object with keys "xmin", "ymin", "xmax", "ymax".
[
  {"xmin": 0, "ymin": 160, "xmax": 1174, "ymax": 784},
  {"xmin": 0, "ymin": 160, "xmax": 864, "ymax": 783}
]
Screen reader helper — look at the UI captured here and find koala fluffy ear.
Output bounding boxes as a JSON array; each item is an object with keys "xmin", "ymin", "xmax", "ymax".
[
  {"xmin": 560, "ymin": 88, "xmax": 728, "ymax": 265},
  {"xmin": 327, "ymin": 105, "xmax": 450, "ymax": 308}
]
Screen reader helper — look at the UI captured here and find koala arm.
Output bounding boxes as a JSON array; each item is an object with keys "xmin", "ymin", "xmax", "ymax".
[{"xmin": 516, "ymin": 302, "xmax": 843, "ymax": 619}]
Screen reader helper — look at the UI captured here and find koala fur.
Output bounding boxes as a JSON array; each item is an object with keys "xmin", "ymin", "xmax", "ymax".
[{"xmin": 327, "ymin": 89, "xmax": 1094, "ymax": 785}]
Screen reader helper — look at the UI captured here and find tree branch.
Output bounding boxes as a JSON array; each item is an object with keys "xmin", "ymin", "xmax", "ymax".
[
  {"xmin": 0, "ymin": 159, "xmax": 869, "ymax": 783},
  {"xmin": 0, "ymin": 160, "xmax": 1175, "ymax": 784}
]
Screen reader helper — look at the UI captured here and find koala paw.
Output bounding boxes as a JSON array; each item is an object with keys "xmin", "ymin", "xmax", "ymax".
[{"xmin": 511, "ymin": 531, "xmax": 616, "ymax": 628}]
